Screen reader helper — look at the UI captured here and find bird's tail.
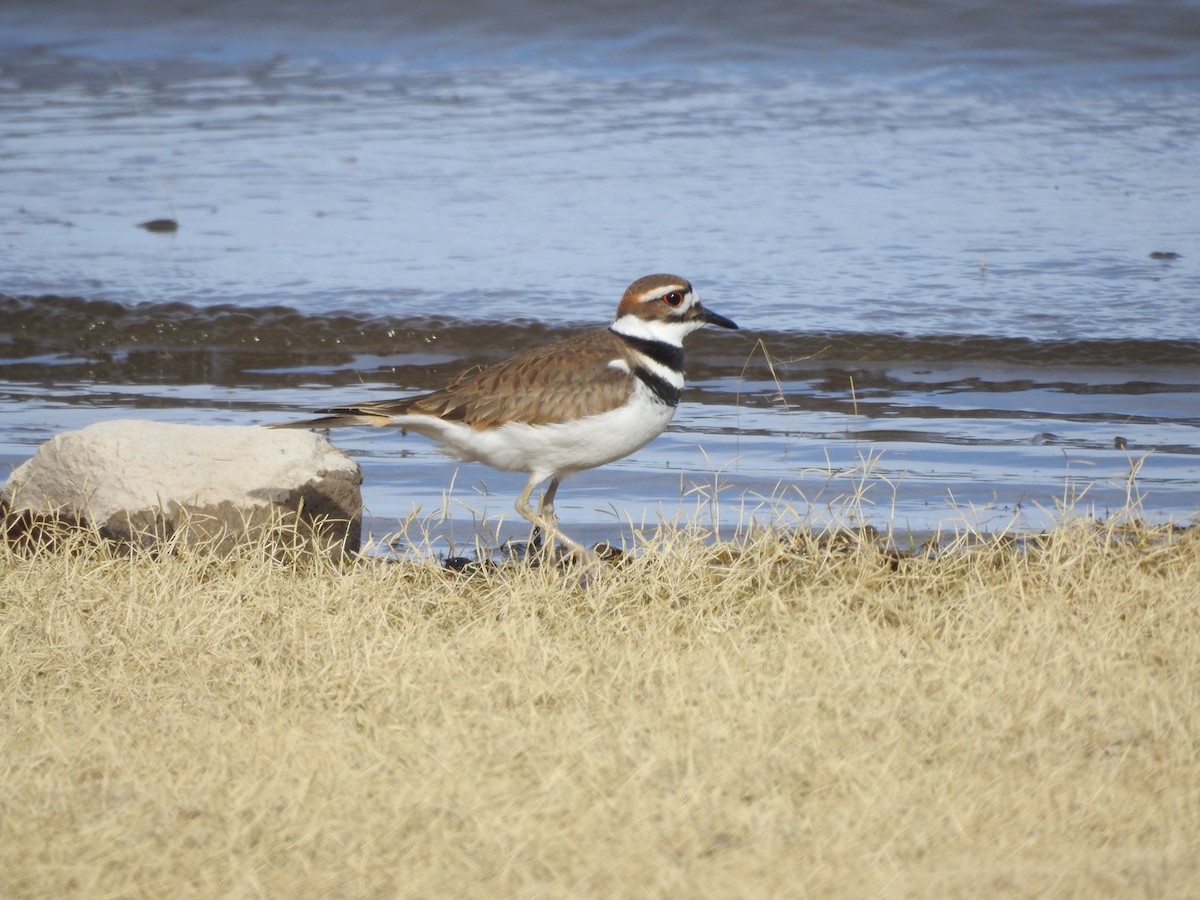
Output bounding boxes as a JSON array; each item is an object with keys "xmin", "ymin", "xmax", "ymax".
[{"xmin": 270, "ymin": 409, "xmax": 395, "ymax": 430}]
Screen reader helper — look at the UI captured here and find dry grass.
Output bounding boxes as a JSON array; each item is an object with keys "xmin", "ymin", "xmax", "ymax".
[{"xmin": 2, "ymin": 514, "xmax": 1198, "ymax": 898}]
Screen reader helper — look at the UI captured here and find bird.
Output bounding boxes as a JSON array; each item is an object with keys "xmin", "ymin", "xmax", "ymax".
[{"xmin": 276, "ymin": 274, "xmax": 738, "ymax": 559}]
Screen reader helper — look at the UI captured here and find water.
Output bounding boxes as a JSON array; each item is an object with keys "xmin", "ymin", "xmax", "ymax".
[{"xmin": 2, "ymin": 0, "xmax": 1198, "ymax": 549}]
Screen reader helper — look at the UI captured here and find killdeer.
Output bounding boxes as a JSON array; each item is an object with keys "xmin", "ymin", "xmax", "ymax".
[{"xmin": 278, "ymin": 274, "xmax": 738, "ymax": 558}]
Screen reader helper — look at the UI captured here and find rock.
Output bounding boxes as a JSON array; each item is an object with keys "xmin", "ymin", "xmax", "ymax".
[{"xmin": 1, "ymin": 420, "xmax": 362, "ymax": 557}]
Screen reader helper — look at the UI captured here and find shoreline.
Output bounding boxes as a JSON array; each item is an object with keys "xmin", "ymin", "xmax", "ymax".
[{"xmin": 5, "ymin": 440, "xmax": 1198, "ymax": 562}]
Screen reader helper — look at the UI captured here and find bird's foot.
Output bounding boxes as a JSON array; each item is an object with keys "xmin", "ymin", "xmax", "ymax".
[{"xmin": 527, "ymin": 523, "xmax": 604, "ymax": 569}]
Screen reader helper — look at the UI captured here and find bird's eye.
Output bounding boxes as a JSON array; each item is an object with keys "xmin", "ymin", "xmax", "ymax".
[{"xmin": 663, "ymin": 291, "xmax": 684, "ymax": 307}]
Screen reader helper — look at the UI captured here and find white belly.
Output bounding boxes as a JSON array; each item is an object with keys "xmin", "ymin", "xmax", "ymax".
[{"xmin": 396, "ymin": 390, "xmax": 677, "ymax": 481}]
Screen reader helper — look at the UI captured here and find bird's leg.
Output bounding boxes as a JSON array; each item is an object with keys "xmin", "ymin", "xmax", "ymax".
[
  {"xmin": 514, "ymin": 475, "xmax": 547, "ymax": 553},
  {"xmin": 539, "ymin": 477, "xmax": 561, "ymax": 531},
  {"xmin": 538, "ymin": 477, "xmax": 594, "ymax": 559},
  {"xmin": 514, "ymin": 474, "xmax": 592, "ymax": 562}
]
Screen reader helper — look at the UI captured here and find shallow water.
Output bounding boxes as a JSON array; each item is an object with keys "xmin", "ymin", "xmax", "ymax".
[{"xmin": 2, "ymin": 0, "xmax": 1198, "ymax": 548}]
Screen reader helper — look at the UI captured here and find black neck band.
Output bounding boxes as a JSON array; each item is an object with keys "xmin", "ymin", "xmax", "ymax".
[
  {"xmin": 634, "ymin": 367, "xmax": 683, "ymax": 406},
  {"xmin": 611, "ymin": 330, "xmax": 685, "ymax": 373}
]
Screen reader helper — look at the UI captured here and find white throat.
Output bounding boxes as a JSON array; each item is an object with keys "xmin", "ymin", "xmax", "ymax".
[{"xmin": 610, "ymin": 312, "xmax": 696, "ymax": 347}]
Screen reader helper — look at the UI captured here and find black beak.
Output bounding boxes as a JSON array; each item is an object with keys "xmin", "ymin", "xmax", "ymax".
[{"xmin": 694, "ymin": 303, "xmax": 739, "ymax": 330}]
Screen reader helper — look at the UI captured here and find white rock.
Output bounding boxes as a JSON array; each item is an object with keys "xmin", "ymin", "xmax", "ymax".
[{"xmin": 2, "ymin": 420, "xmax": 363, "ymax": 556}]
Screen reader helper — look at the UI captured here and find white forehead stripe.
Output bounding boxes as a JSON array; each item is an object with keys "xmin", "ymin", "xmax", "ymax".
[{"xmin": 641, "ymin": 285, "xmax": 690, "ymax": 302}]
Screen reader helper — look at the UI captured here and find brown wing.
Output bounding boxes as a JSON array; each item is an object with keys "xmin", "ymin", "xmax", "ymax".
[{"xmin": 326, "ymin": 329, "xmax": 637, "ymax": 428}]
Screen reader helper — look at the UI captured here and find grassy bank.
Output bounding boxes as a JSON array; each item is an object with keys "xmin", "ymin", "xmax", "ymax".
[{"xmin": 2, "ymin": 517, "xmax": 1198, "ymax": 898}]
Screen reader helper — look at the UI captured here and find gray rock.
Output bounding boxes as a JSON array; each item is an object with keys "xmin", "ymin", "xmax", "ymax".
[{"xmin": 1, "ymin": 420, "xmax": 362, "ymax": 557}]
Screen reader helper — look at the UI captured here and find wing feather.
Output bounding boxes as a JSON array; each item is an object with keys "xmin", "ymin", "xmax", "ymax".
[{"xmin": 316, "ymin": 330, "xmax": 637, "ymax": 428}]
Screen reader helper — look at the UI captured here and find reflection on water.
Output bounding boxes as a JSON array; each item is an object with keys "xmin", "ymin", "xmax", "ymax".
[{"xmin": 1, "ymin": 51, "xmax": 1197, "ymax": 340}]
